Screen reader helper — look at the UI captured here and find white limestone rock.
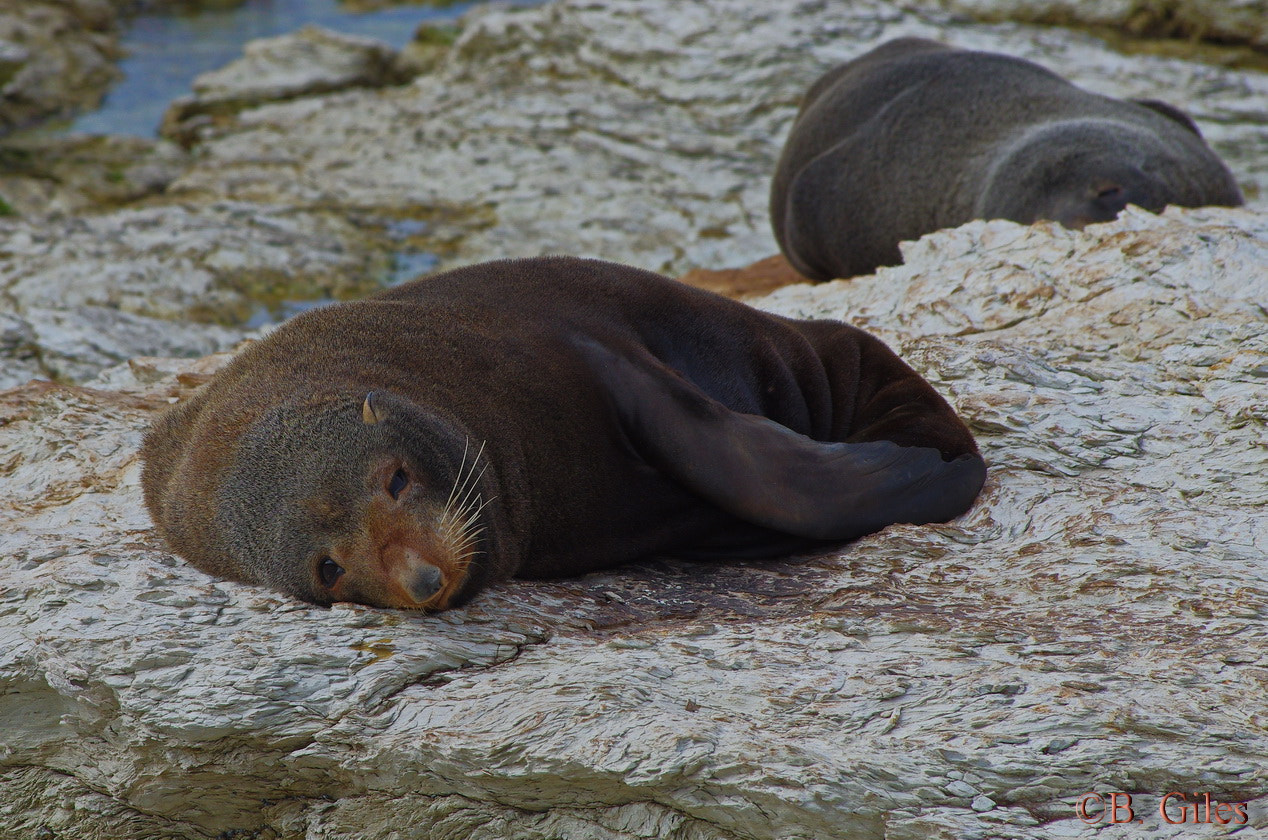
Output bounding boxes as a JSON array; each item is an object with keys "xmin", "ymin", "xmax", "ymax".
[
  {"xmin": 22, "ymin": 305, "xmax": 242, "ymax": 383},
  {"xmin": 160, "ymin": 25, "xmax": 407, "ymax": 145},
  {"xmin": 166, "ymin": 0, "xmax": 1268, "ymax": 275},
  {"xmin": 1, "ymin": 207, "xmax": 1264, "ymax": 839},
  {"xmin": 0, "ymin": 202, "xmax": 386, "ymax": 383},
  {"xmin": 0, "ymin": 311, "xmax": 40, "ymax": 389},
  {"xmin": 0, "ymin": 134, "xmax": 189, "ymax": 217},
  {"xmin": 191, "ymin": 24, "xmax": 401, "ymax": 103}
]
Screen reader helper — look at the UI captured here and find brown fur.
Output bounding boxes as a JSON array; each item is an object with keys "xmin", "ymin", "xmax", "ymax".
[{"xmin": 142, "ymin": 256, "xmax": 985, "ymax": 610}]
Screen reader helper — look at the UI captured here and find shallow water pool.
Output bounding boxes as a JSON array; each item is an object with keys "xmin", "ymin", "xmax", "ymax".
[{"xmin": 68, "ymin": 0, "xmax": 527, "ymax": 138}]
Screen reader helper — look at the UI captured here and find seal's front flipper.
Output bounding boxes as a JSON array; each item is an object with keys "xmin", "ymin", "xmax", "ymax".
[{"xmin": 576, "ymin": 338, "xmax": 986, "ymax": 542}]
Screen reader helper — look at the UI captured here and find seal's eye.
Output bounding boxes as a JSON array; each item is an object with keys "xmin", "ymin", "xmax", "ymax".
[
  {"xmin": 318, "ymin": 557, "xmax": 344, "ymax": 588},
  {"xmin": 388, "ymin": 468, "xmax": 409, "ymax": 499}
]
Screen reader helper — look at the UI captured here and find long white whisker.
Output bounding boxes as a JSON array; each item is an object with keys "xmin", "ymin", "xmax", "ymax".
[
  {"xmin": 452, "ymin": 445, "xmax": 488, "ymax": 514},
  {"xmin": 432, "ymin": 441, "xmax": 493, "ymax": 584},
  {"xmin": 457, "ymin": 439, "xmax": 482, "ymax": 492},
  {"xmin": 445, "ymin": 437, "xmax": 472, "ymax": 509},
  {"xmin": 465, "ymin": 493, "xmax": 496, "ymax": 523}
]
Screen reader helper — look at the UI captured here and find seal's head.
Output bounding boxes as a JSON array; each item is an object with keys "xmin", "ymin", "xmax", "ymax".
[
  {"xmin": 207, "ymin": 390, "xmax": 492, "ymax": 610},
  {"xmin": 976, "ymin": 118, "xmax": 1215, "ymax": 230}
]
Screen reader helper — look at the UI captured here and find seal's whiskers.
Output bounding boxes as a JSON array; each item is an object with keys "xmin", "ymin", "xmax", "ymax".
[{"xmin": 436, "ymin": 439, "xmax": 491, "ymax": 574}]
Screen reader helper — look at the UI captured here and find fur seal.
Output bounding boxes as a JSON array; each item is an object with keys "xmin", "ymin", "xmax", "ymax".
[
  {"xmin": 770, "ymin": 37, "xmax": 1245, "ymax": 281},
  {"xmin": 141, "ymin": 256, "xmax": 986, "ymax": 611}
]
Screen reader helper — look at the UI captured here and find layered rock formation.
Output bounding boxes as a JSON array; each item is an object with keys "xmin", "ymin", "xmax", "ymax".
[
  {"xmin": 160, "ymin": 25, "xmax": 416, "ymax": 147},
  {"xmin": 3, "ymin": 206, "xmax": 1265, "ymax": 840},
  {"xmin": 162, "ymin": 0, "xmax": 1268, "ymax": 273},
  {"xmin": 932, "ymin": 0, "xmax": 1268, "ymax": 50},
  {"xmin": 0, "ymin": 0, "xmax": 250, "ymax": 133},
  {"xmin": 0, "ymin": 203, "xmax": 386, "ymax": 385},
  {"xmin": 4, "ymin": 0, "xmax": 1266, "ymax": 384},
  {"xmin": 1, "ymin": 0, "xmax": 1266, "ymax": 837}
]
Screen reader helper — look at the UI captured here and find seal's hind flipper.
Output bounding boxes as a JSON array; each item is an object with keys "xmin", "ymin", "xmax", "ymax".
[{"xmin": 577, "ymin": 337, "xmax": 986, "ymax": 542}]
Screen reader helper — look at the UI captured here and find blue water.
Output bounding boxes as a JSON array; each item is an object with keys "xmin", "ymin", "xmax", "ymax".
[
  {"xmin": 69, "ymin": 0, "xmax": 513, "ymax": 138},
  {"xmin": 60, "ymin": 0, "xmax": 521, "ymax": 322}
]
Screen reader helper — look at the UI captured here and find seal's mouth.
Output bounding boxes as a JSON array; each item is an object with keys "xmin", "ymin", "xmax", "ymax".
[{"xmin": 383, "ymin": 550, "xmax": 450, "ymax": 611}]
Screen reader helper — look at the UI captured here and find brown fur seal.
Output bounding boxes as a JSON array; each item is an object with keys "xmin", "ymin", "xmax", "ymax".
[
  {"xmin": 770, "ymin": 38, "xmax": 1245, "ymax": 281},
  {"xmin": 141, "ymin": 256, "xmax": 986, "ymax": 611}
]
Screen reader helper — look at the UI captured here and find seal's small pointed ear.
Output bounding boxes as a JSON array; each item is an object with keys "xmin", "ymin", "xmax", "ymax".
[{"xmin": 362, "ymin": 392, "xmax": 387, "ymax": 425}]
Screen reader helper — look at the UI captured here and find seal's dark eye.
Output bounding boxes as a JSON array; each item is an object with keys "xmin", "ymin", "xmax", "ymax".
[
  {"xmin": 318, "ymin": 557, "xmax": 344, "ymax": 588},
  {"xmin": 388, "ymin": 468, "xmax": 409, "ymax": 499}
]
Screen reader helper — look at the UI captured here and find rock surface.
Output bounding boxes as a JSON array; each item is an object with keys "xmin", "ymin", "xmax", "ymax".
[
  {"xmin": 2, "ymin": 206, "xmax": 1266, "ymax": 839},
  {"xmin": 2, "ymin": 0, "xmax": 1267, "ymax": 837},
  {"xmin": 5, "ymin": 0, "xmax": 1268, "ymax": 385},
  {"xmin": 932, "ymin": 0, "xmax": 1268, "ymax": 50},
  {"xmin": 0, "ymin": 0, "xmax": 249, "ymax": 133},
  {"xmin": 2, "ymin": 0, "xmax": 1260, "ymax": 135},
  {"xmin": 165, "ymin": 0, "xmax": 1268, "ymax": 278},
  {"xmin": 0, "ymin": 0, "xmax": 121, "ymax": 132},
  {"xmin": 0, "ymin": 134, "xmax": 188, "ymax": 217},
  {"xmin": 160, "ymin": 25, "xmax": 411, "ymax": 147},
  {"xmin": 0, "ymin": 203, "xmax": 387, "ymax": 383}
]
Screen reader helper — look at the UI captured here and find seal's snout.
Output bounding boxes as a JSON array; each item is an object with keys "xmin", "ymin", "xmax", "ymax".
[
  {"xmin": 407, "ymin": 562, "xmax": 444, "ymax": 602},
  {"xmin": 1089, "ymin": 172, "xmax": 1159, "ymax": 217},
  {"xmin": 381, "ymin": 539, "xmax": 448, "ymax": 607}
]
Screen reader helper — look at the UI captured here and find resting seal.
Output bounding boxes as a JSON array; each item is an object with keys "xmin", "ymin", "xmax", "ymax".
[
  {"xmin": 141, "ymin": 256, "xmax": 986, "ymax": 611},
  {"xmin": 770, "ymin": 37, "xmax": 1245, "ymax": 281}
]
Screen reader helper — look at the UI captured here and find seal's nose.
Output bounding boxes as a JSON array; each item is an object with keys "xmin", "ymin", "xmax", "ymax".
[{"xmin": 408, "ymin": 563, "xmax": 444, "ymax": 603}]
